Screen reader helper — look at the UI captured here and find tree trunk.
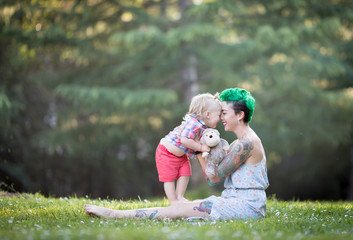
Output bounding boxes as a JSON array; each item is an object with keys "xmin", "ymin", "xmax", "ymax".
[
  {"xmin": 178, "ymin": 0, "xmax": 198, "ymax": 101},
  {"xmin": 181, "ymin": 54, "xmax": 199, "ymax": 101},
  {"xmin": 178, "ymin": 0, "xmax": 203, "ymax": 188},
  {"xmin": 160, "ymin": 0, "xmax": 166, "ymax": 18},
  {"xmin": 179, "ymin": 0, "xmax": 190, "ymax": 16}
]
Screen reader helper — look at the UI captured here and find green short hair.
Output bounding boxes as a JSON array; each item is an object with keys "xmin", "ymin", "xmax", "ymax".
[{"xmin": 219, "ymin": 88, "xmax": 255, "ymax": 123}]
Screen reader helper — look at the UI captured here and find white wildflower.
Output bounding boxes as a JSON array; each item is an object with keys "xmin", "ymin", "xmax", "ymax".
[{"xmin": 34, "ymin": 224, "xmax": 42, "ymax": 229}]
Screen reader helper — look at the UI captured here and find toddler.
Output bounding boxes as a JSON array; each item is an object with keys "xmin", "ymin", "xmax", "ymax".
[{"xmin": 155, "ymin": 93, "xmax": 221, "ymax": 205}]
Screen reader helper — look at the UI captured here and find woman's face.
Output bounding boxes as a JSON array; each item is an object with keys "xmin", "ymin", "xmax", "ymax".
[{"xmin": 221, "ymin": 101, "xmax": 237, "ymax": 131}]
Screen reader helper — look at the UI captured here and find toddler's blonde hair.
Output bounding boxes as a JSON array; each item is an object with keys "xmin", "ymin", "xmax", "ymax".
[{"xmin": 185, "ymin": 93, "xmax": 220, "ymax": 120}]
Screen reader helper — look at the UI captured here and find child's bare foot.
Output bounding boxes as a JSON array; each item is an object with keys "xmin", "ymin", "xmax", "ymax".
[
  {"xmin": 84, "ymin": 204, "xmax": 117, "ymax": 218},
  {"xmin": 170, "ymin": 197, "xmax": 191, "ymax": 206},
  {"xmin": 178, "ymin": 196, "xmax": 191, "ymax": 203}
]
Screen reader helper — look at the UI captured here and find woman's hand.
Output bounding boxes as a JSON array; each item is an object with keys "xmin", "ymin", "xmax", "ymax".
[{"xmin": 196, "ymin": 153, "xmax": 222, "ymax": 185}]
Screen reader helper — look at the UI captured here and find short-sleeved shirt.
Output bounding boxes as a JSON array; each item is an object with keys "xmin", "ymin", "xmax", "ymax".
[{"xmin": 165, "ymin": 114, "xmax": 207, "ymax": 156}]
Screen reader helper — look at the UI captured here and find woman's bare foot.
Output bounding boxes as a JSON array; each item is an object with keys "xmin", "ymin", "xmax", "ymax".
[{"xmin": 84, "ymin": 204, "xmax": 117, "ymax": 218}]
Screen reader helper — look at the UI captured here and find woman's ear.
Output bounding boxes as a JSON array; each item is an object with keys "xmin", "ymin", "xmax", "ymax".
[{"xmin": 238, "ymin": 111, "xmax": 245, "ymax": 121}]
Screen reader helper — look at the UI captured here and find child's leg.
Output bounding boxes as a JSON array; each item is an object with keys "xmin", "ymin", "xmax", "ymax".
[
  {"xmin": 164, "ymin": 181, "xmax": 178, "ymax": 205},
  {"xmin": 175, "ymin": 176, "xmax": 190, "ymax": 203},
  {"xmin": 156, "ymin": 144, "xmax": 178, "ymax": 205},
  {"xmin": 175, "ymin": 156, "xmax": 192, "ymax": 203}
]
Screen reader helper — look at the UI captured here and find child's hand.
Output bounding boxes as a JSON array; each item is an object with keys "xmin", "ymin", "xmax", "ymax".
[{"xmin": 201, "ymin": 143, "xmax": 210, "ymax": 153}]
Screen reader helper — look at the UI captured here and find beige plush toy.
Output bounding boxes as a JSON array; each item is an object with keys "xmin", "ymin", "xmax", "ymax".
[{"xmin": 200, "ymin": 128, "xmax": 229, "ymax": 177}]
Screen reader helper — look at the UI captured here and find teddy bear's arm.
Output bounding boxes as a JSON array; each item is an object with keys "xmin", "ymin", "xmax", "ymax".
[{"xmin": 220, "ymin": 139, "xmax": 230, "ymax": 152}]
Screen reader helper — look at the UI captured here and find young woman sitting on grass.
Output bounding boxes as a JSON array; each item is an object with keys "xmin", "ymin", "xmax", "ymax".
[{"xmin": 84, "ymin": 88, "xmax": 269, "ymax": 220}]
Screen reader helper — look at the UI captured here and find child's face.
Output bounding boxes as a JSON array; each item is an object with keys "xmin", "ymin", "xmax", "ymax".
[{"xmin": 203, "ymin": 102, "xmax": 221, "ymax": 128}]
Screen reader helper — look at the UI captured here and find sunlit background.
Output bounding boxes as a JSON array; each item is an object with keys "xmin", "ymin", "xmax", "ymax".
[{"xmin": 1, "ymin": 0, "xmax": 352, "ymax": 201}]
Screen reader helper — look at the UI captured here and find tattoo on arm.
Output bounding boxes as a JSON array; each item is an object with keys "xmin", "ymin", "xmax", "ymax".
[
  {"xmin": 135, "ymin": 209, "xmax": 159, "ymax": 219},
  {"xmin": 149, "ymin": 210, "xmax": 158, "ymax": 220},
  {"xmin": 217, "ymin": 139, "xmax": 254, "ymax": 179},
  {"xmin": 193, "ymin": 201, "xmax": 213, "ymax": 215},
  {"xmin": 135, "ymin": 210, "xmax": 148, "ymax": 218}
]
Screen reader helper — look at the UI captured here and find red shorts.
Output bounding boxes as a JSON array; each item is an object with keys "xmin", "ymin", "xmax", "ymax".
[{"xmin": 155, "ymin": 143, "xmax": 192, "ymax": 182}]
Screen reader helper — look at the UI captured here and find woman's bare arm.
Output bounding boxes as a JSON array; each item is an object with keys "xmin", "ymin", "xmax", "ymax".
[{"xmin": 197, "ymin": 139, "xmax": 254, "ymax": 185}]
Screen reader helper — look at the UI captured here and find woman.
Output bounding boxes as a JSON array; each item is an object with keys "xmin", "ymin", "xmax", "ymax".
[{"xmin": 84, "ymin": 88, "xmax": 269, "ymax": 220}]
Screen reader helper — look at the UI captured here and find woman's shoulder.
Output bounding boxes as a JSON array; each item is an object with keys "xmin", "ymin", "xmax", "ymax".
[
  {"xmin": 230, "ymin": 136, "xmax": 256, "ymax": 149},
  {"xmin": 246, "ymin": 135, "xmax": 264, "ymax": 165},
  {"xmin": 229, "ymin": 135, "xmax": 264, "ymax": 165},
  {"xmin": 228, "ymin": 138, "xmax": 255, "ymax": 159}
]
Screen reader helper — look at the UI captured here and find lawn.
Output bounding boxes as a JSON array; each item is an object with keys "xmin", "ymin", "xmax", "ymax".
[{"xmin": 0, "ymin": 191, "xmax": 352, "ymax": 240}]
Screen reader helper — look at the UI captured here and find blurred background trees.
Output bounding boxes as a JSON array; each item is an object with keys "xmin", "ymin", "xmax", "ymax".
[{"xmin": 1, "ymin": 0, "xmax": 352, "ymax": 200}]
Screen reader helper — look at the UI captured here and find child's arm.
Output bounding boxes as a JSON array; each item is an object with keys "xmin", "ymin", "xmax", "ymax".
[{"xmin": 180, "ymin": 137, "xmax": 210, "ymax": 153}]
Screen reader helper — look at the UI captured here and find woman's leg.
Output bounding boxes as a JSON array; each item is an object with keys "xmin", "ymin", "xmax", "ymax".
[
  {"xmin": 175, "ymin": 176, "xmax": 190, "ymax": 203},
  {"xmin": 84, "ymin": 200, "xmax": 213, "ymax": 219}
]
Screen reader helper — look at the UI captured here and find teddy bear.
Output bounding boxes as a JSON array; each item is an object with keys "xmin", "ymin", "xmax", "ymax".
[{"xmin": 200, "ymin": 128, "xmax": 229, "ymax": 177}]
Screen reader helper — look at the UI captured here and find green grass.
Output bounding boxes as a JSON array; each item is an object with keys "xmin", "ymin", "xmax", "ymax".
[{"xmin": 0, "ymin": 191, "xmax": 352, "ymax": 240}]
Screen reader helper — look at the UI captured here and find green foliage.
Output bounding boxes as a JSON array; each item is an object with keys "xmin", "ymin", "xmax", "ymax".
[
  {"xmin": 1, "ymin": 193, "xmax": 353, "ymax": 240},
  {"xmin": 0, "ymin": 0, "xmax": 352, "ymax": 200},
  {"xmin": 55, "ymin": 85, "xmax": 178, "ymax": 113},
  {"xmin": 0, "ymin": 88, "xmax": 23, "ymax": 132}
]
